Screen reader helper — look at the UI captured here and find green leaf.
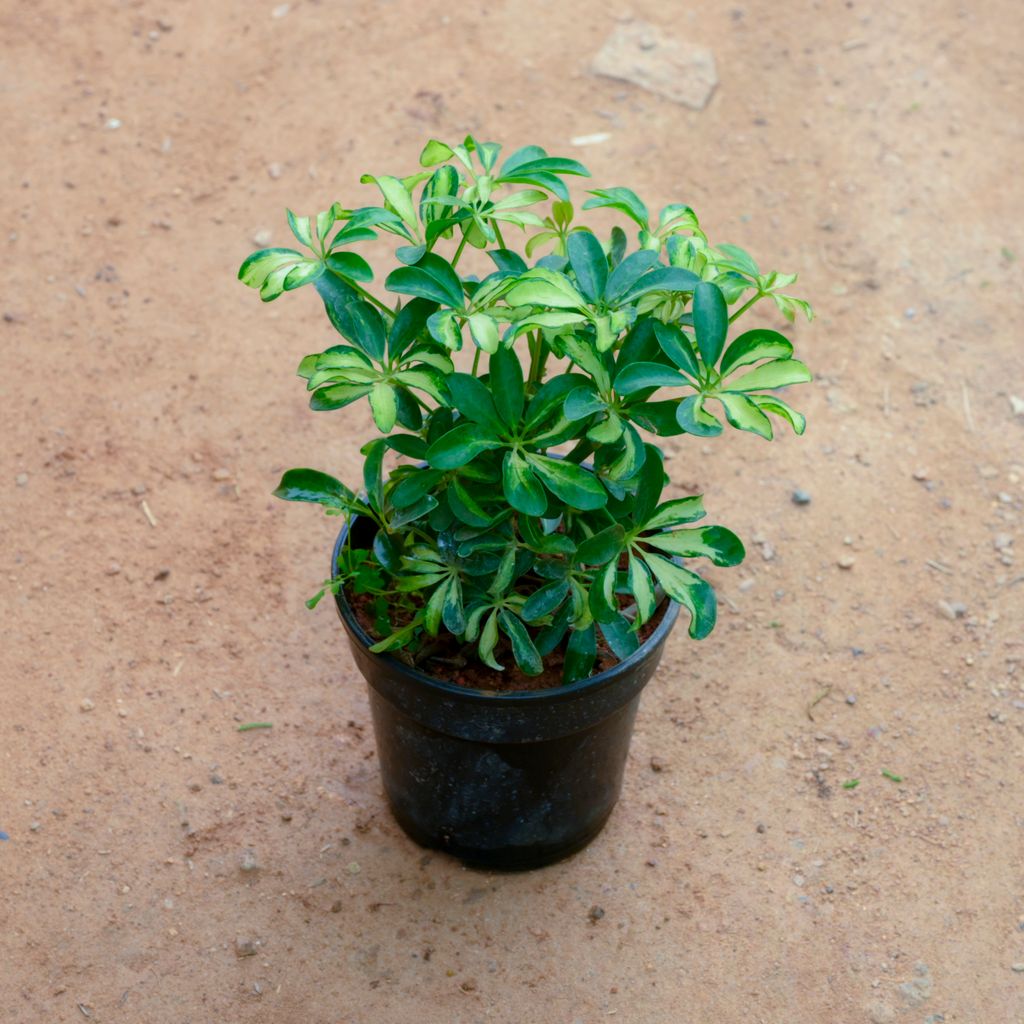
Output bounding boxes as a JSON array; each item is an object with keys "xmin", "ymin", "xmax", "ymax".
[
  {"xmin": 423, "ymin": 579, "xmax": 448, "ymax": 635},
  {"xmin": 652, "ymin": 321, "xmax": 700, "ymax": 378},
  {"xmin": 676, "ymin": 394, "xmax": 723, "ymax": 437},
  {"xmin": 323, "ymin": 251, "xmax": 373, "ymax": 284},
  {"xmin": 563, "ymin": 626, "xmax": 597, "ymax": 683},
  {"xmin": 583, "ymin": 187, "xmax": 649, "ymax": 230},
  {"xmin": 644, "ymin": 525, "xmax": 745, "ymax": 566},
  {"xmin": 615, "ymin": 362, "xmax": 689, "ymax": 396},
  {"xmin": 605, "ymin": 250, "xmax": 661, "ymax": 302},
  {"xmin": 499, "ymin": 611, "xmax": 542, "ymax": 676},
  {"xmin": 489, "ymin": 344, "xmax": 524, "ymax": 427},
  {"xmin": 644, "ymin": 553, "xmax": 717, "ymax": 639},
  {"xmin": 388, "ymin": 297, "xmax": 438, "ymax": 360},
  {"xmin": 718, "ymin": 392, "xmax": 774, "ymax": 439},
  {"xmin": 447, "ymin": 373, "xmax": 506, "ymax": 434},
  {"xmin": 390, "ymin": 494, "xmax": 438, "ymax": 528},
  {"xmin": 527, "ymin": 455, "xmax": 607, "ymax": 510},
  {"xmin": 719, "ymin": 329, "xmax": 793, "ymax": 377},
  {"xmin": 599, "ymin": 615, "xmax": 639, "ymax": 660},
  {"xmin": 427, "ymin": 422, "xmax": 503, "ymax": 469},
  {"xmin": 715, "ymin": 243, "xmax": 760, "ymax": 278},
  {"xmin": 341, "ymin": 300, "xmax": 387, "ymax": 361},
  {"xmin": 448, "ymin": 477, "xmax": 496, "ymax": 527},
  {"xmin": 564, "ymin": 385, "xmax": 605, "ymax": 422},
  {"xmin": 588, "ymin": 559, "xmax": 619, "ymax": 623},
  {"xmin": 238, "ymin": 247, "xmax": 304, "ymax": 299},
  {"xmin": 643, "ymin": 495, "xmax": 706, "ymax": 530},
  {"xmin": 385, "ymin": 253, "xmax": 464, "ymax": 308},
  {"xmin": 360, "ymin": 173, "xmax": 418, "ymax": 231},
  {"xmin": 566, "ymin": 229, "xmax": 608, "ymax": 304},
  {"xmin": 310, "ymin": 382, "xmax": 373, "ymax": 411},
  {"xmin": 748, "ymin": 394, "xmax": 806, "ymax": 435},
  {"xmin": 633, "ymin": 444, "xmax": 665, "ymax": 524},
  {"xmin": 420, "ymin": 138, "xmax": 454, "ymax": 166},
  {"xmin": 620, "ymin": 266, "xmax": 700, "ymax": 302},
  {"xmin": 272, "ymin": 468, "xmax": 356, "ymax": 510},
  {"xmin": 505, "ymin": 268, "xmax": 586, "ymax": 309},
  {"xmin": 487, "ymin": 249, "xmax": 528, "ymax": 274},
  {"xmin": 627, "ymin": 554, "xmax": 656, "ymax": 623},
  {"xmin": 576, "ymin": 524, "xmax": 625, "ymax": 565},
  {"xmin": 502, "ymin": 451, "xmax": 547, "ymax": 515},
  {"xmin": 442, "ymin": 576, "xmax": 466, "ymax": 634},
  {"xmin": 467, "ymin": 312, "xmax": 500, "ymax": 353},
  {"xmin": 286, "ymin": 209, "xmax": 314, "ymax": 247},
  {"xmin": 368, "ymin": 382, "xmax": 397, "ymax": 432},
  {"xmin": 478, "ymin": 609, "xmax": 504, "ymax": 671},
  {"xmin": 521, "ymin": 579, "xmax": 570, "ymax": 622},
  {"xmin": 726, "ymin": 359, "xmax": 812, "ymax": 392},
  {"xmin": 362, "ymin": 438, "xmax": 386, "ymax": 514},
  {"xmin": 282, "ymin": 261, "xmax": 324, "ymax": 291},
  {"xmin": 692, "ymin": 281, "xmax": 728, "ymax": 367}
]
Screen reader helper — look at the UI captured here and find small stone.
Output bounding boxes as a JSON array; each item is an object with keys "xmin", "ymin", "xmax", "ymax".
[
  {"xmin": 591, "ymin": 21, "xmax": 718, "ymax": 110},
  {"xmin": 15, "ymin": 472, "xmax": 28, "ymax": 487},
  {"xmin": 846, "ymin": 694, "xmax": 857, "ymax": 705},
  {"xmin": 347, "ymin": 861, "xmax": 361, "ymax": 875},
  {"xmin": 331, "ymin": 900, "xmax": 343, "ymax": 913},
  {"xmin": 755, "ymin": 823, "xmax": 766, "ymax": 834},
  {"xmin": 937, "ymin": 600, "xmax": 967, "ymax": 620},
  {"xmin": 1010, "ymin": 395, "xmax": 1024, "ymax": 417},
  {"xmin": 912, "ymin": 468, "xmax": 929, "ymax": 481},
  {"xmin": 29, "ymin": 821, "xmax": 41, "ymax": 832},
  {"xmin": 252, "ymin": 229, "xmax": 272, "ymax": 246},
  {"xmin": 837, "ymin": 556, "xmax": 855, "ymax": 570},
  {"xmin": 588, "ymin": 905, "xmax": 605, "ymax": 923},
  {"xmin": 266, "ymin": 162, "xmax": 283, "ymax": 180},
  {"xmin": 760, "ymin": 541, "xmax": 775, "ymax": 561},
  {"xmin": 792, "ymin": 874, "xmax": 805, "ymax": 887},
  {"xmin": 1011, "ymin": 963, "xmax": 1024, "ymax": 973},
  {"xmin": 649, "ymin": 756, "xmax": 666, "ymax": 772},
  {"xmin": 271, "ymin": 2, "xmax": 290, "ymax": 16},
  {"xmin": 210, "ymin": 771, "xmax": 224, "ymax": 785},
  {"xmin": 994, "ymin": 533, "xmax": 1014, "ymax": 551},
  {"xmin": 80, "ymin": 698, "xmax": 95, "ymax": 712},
  {"xmin": 791, "ymin": 489, "xmax": 811, "ymax": 505},
  {"xmin": 106, "ymin": 563, "xmax": 121, "ymax": 576},
  {"xmin": 131, "ymin": 483, "xmax": 147, "ymax": 495},
  {"xmin": 235, "ymin": 938, "xmax": 259, "ymax": 958},
  {"xmin": 105, "ymin": 118, "xmax": 122, "ymax": 130},
  {"xmin": 240, "ymin": 849, "xmax": 259, "ymax": 872},
  {"xmin": 212, "ymin": 467, "xmax": 232, "ymax": 481},
  {"xmin": 979, "ymin": 465, "xmax": 999, "ymax": 478}
]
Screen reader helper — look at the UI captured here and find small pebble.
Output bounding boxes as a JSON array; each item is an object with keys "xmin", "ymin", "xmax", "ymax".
[
  {"xmin": 937, "ymin": 600, "xmax": 967, "ymax": 620},
  {"xmin": 837, "ymin": 556, "xmax": 855, "ymax": 570},
  {"xmin": 235, "ymin": 938, "xmax": 258, "ymax": 958},
  {"xmin": 649, "ymin": 756, "xmax": 666, "ymax": 773},
  {"xmin": 240, "ymin": 849, "xmax": 259, "ymax": 872},
  {"xmin": 212, "ymin": 467, "xmax": 232, "ymax": 481},
  {"xmin": 331, "ymin": 900, "xmax": 343, "ymax": 913},
  {"xmin": 131, "ymin": 483, "xmax": 147, "ymax": 495},
  {"xmin": 792, "ymin": 874, "xmax": 805, "ymax": 887},
  {"xmin": 105, "ymin": 118, "xmax": 122, "ymax": 130},
  {"xmin": 791, "ymin": 489, "xmax": 811, "ymax": 505},
  {"xmin": 1011, "ymin": 963, "xmax": 1024, "ymax": 973},
  {"xmin": 80, "ymin": 698, "xmax": 95, "ymax": 712},
  {"xmin": 105, "ymin": 563, "xmax": 121, "ymax": 576},
  {"xmin": 347, "ymin": 861, "xmax": 361, "ymax": 875},
  {"xmin": 252, "ymin": 229, "xmax": 272, "ymax": 246},
  {"xmin": 15, "ymin": 472, "xmax": 29, "ymax": 487},
  {"xmin": 266, "ymin": 162, "xmax": 283, "ymax": 179},
  {"xmin": 588, "ymin": 905, "xmax": 605, "ymax": 923},
  {"xmin": 846, "ymin": 694, "xmax": 857, "ymax": 705},
  {"xmin": 271, "ymin": 2, "xmax": 290, "ymax": 16},
  {"xmin": 210, "ymin": 771, "xmax": 224, "ymax": 785}
]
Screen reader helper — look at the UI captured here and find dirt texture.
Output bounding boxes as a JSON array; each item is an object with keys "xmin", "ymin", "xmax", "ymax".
[{"xmin": 3, "ymin": 2, "xmax": 1024, "ymax": 1022}]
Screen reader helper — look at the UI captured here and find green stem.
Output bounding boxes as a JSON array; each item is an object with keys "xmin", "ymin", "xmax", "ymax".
[
  {"xmin": 492, "ymin": 221, "xmax": 507, "ymax": 250},
  {"xmin": 353, "ymin": 283, "xmax": 396, "ymax": 319},
  {"xmin": 451, "ymin": 232, "xmax": 469, "ymax": 267},
  {"xmin": 728, "ymin": 292, "xmax": 762, "ymax": 323},
  {"xmin": 471, "ymin": 347, "xmax": 482, "ymax": 376}
]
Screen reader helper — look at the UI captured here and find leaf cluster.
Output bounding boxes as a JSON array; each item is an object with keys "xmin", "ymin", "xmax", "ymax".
[{"xmin": 241, "ymin": 136, "xmax": 813, "ymax": 682}]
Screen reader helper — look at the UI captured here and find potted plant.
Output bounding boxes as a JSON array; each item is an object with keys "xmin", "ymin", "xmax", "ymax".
[{"xmin": 239, "ymin": 137, "xmax": 812, "ymax": 870}]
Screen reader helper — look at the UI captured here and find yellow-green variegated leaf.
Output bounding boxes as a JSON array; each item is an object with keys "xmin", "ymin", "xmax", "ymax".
[
  {"xmin": 468, "ymin": 313, "xmax": 500, "ymax": 353},
  {"xmin": 238, "ymin": 247, "xmax": 304, "ymax": 297},
  {"xmin": 717, "ymin": 392, "xmax": 774, "ymax": 439},
  {"xmin": 368, "ymin": 383, "xmax": 398, "ymax": 432},
  {"xmin": 505, "ymin": 268, "xmax": 586, "ymax": 310},
  {"xmin": 360, "ymin": 173, "xmax": 418, "ymax": 232},
  {"xmin": 727, "ymin": 358, "xmax": 811, "ymax": 392}
]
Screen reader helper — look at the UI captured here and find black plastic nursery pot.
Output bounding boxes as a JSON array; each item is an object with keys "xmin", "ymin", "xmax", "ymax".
[{"xmin": 331, "ymin": 517, "xmax": 680, "ymax": 871}]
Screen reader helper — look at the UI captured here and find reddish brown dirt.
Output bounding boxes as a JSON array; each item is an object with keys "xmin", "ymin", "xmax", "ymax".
[{"xmin": 2, "ymin": 2, "xmax": 1024, "ymax": 1022}]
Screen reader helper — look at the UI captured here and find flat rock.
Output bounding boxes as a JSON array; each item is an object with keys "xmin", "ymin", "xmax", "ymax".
[{"xmin": 591, "ymin": 21, "xmax": 718, "ymax": 110}]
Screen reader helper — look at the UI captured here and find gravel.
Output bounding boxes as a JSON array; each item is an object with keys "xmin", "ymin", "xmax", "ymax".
[{"xmin": 791, "ymin": 489, "xmax": 812, "ymax": 505}]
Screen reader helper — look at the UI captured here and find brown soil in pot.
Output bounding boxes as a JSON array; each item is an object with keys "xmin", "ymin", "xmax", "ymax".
[{"xmin": 349, "ymin": 588, "xmax": 669, "ymax": 692}]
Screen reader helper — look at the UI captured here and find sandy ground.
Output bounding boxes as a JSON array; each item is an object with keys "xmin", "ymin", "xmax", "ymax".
[{"xmin": 3, "ymin": 1, "xmax": 1024, "ymax": 1021}]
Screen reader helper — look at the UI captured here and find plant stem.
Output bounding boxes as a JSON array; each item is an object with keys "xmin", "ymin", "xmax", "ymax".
[
  {"xmin": 492, "ymin": 221, "xmax": 507, "ymax": 249},
  {"xmin": 353, "ymin": 283, "xmax": 395, "ymax": 318},
  {"xmin": 471, "ymin": 347, "xmax": 482, "ymax": 375},
  {"xmin": 451, "ymin": 232, "xmax": 469, "ymax": 267},
  {"xmin": 728, "ymin": 292, "xmax": 762, "ymax": 323}
]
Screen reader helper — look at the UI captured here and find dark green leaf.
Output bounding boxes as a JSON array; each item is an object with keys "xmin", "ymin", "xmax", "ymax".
[
  {"xmin": 309, "ymin": 382, "xmax": 372, "ymax": 411},
  {"xmin": 502, "ymin": 451, "xmax": 547, "ymax": 516},
  {"xmin": 633, "ymin": 445, "xmax": 665, "ymax": 524},
  {"xmin": 521, "ymin": 579, "xmax": 571, "ymax": 622},
  {"xmin": 272, "ymin": 468, "xmax": 355, "ymax": 510},
  {"xmin": 599, "ymin": 615, "xmax": 639, "ymax": 660},
  {"xmin": 498, "ymin": 610, "xmax": 543, "ymax": 675},
  {"xmin": 692, "ymin": 281, "xmax": 728, "ymax": 367},
  {"xmin": 583, "ymin": 187, "xmax": 649, "ymax": 230},
  {"xmin": 324, "ymin": 251, "xmax": 373, "ymax": 284},
  {"xmin": 449, "ymin": 477, "xmax": 497, "ymax": 527},
  {"xmin": 528, "ymin": 455, "xmax": 607, "ymax": 510},
  {"xmin": 336, "ymin": 299, "xmax": 386, "ymax": 361},
  {"xmin": 605, "ymin": 250, "xmax": 661, "ymax": 302},
  {"xmin": 564, "ymin": 385, "xmax": 605, "ymax": 422},
  {"xmin": 626, "ymin": 399, "xmax": 687, "ymax": 437},
  {"xmin": 388, "ymin": 297, "xmax": 438, "ymax": 360},
  {"xmin": 566, "ymin": 229, "xmax": 608, "ymax": 304},
  {"xmin": 563, "ymin": 626, "xmax": 597, "ymax": 683},
  {"xmin": 653, "ymin": 321, "xmax": 700, "ymax": 378},
  {"xmin": 390, "ymin": 494, "xmax": 438, "ymax": 528},
  {"xmin": 362, "ymin": 438, "xmax": 387, "ymax": 514},
  {"xmin": 588, "ymin": 560, "xmax": 619, "ymax": 623},
  {"xmin": 447, "ymin": 373, "xmax": 506, "ymax": 434},
  {"xmin": 576, "ymin": 524, "xmax": 625, "ymax": 565},
  {"xmin": 489, "ymin": 345, "xmax": 525, "ymax": 427},
  {"xmin": 615, "ymin": 362, "xmax": 689, "ymax": 396},
  {"xmin": 487, "ymin": 248, "xmax": 528, "ymax": 274},
  {"xmin": 385, "ymin": 434, "xmax": 428, "ymax": 459},
  {"xmin": 385, "ymin": 253, "xmax": 464, "ymax": 308},
  {"xmin": 621, "ymin": 266, "xmax": 700, "ymax": 302},
  {"xmin": 426, "ymin": 422, "xmax": 503, "ymax": 469}
]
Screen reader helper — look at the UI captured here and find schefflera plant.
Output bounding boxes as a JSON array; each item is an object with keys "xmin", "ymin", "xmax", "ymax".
[{"xmin": 240, "ymin": 137, "xmax": 813, "ymax": 683}]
